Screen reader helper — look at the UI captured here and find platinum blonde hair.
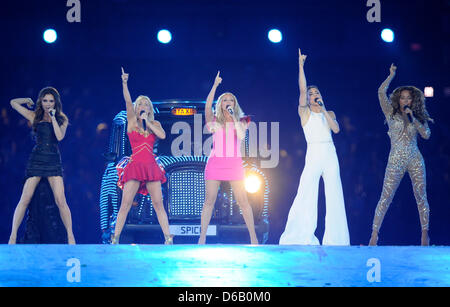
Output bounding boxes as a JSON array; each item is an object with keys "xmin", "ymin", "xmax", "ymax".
[
  {"xmin": 133, "ymin": 95, "xmax": 155, "ymax": 122},
  {"xmin": 215, "ymin": 92, "xmax": 244, "ymax": 126}
]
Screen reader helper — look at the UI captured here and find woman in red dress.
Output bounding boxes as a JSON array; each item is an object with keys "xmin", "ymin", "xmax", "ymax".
[{"xmin": 112, "ymin": 68, "xmax": 172, "ymax": 244}]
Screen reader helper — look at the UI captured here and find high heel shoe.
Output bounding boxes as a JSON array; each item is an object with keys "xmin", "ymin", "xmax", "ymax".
[
  {"xmin": 111, "ymin": 234, "xmax": 119, "ymax": 245},
  {"xmin": 164, "ymin": 234, "xmax": 174, "ymax": 245},
  {"xmin": 8, "ymin": 236, "xmax": 17, "ymax": 245}
]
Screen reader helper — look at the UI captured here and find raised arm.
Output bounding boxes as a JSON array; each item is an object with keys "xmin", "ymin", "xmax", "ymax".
[
  {"xmin": 205, "ymin": 71, "xmax": 222, "ymax": 125},
  {"xmin": 297, "ymin": 49, "xmax": 310, "ymax": 124},
  {"xmin": 10, "ymin": 98, "xmax": 35, "ymax": 122},
  {"xmin": 121, "ymin": 67, "xmax": 136, "ymax": 125},
  {"xmin": 379, "ymin": 64, "xmax": 396, "ymax": 117}
]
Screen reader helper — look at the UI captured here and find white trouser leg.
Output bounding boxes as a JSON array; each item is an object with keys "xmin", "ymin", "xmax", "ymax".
[
  {"xmin": 280, "ymin": 150, "xmax": 321, "ymax": 245},
  {"xmin": 321, "ymin": 150, "xmax": 350, "ymax": 246}
]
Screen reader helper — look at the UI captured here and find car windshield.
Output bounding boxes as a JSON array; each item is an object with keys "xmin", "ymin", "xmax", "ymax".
[{"xmin": 153, "ymin": 101, "xmax": 212, "ymax": 157}]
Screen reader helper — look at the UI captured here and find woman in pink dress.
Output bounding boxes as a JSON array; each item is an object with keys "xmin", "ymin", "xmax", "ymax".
[
  {"xmin": 198, "ymin": 71, "xmax": 259, "ymax": 245},
  {"xmin": 112, "ymin": 67, "xmax": 173, "ymax": 244}
]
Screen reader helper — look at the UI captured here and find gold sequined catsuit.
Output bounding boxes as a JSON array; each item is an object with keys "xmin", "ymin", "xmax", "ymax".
[{"xmin": 372, "ymin": 76, "xmax": 430, "ymax": 232}]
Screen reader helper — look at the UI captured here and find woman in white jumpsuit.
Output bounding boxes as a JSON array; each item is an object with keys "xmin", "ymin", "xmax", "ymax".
[{"xmin": 279, "ymin": 49, "xmax": 350, "ymax": 246}]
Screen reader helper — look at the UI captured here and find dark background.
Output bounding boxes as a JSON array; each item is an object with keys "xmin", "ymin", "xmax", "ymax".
[{"xmin": 1, "ymin": 0, "xmax": 449, "ymax": 245}]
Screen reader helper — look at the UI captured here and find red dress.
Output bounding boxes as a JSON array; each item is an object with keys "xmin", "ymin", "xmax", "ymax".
[{"xmin": 117, "ymin": 130, "xmax": 166, "ymax": 195}]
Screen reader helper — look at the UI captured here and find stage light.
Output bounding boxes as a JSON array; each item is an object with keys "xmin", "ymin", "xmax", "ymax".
[
  {"xmin": 157, "ymin": 29, "xmax": 172, "ymax": 44},
  {"xmin": 424, "ymin": 87, "xmax": 434, "ymax": 98},
  {"xmin": 381, "ymin": 29, "xmax": 394, "ymax": 43},
  {"xmin": 245, "ymin": 174, "xmax": 262, "ymax": 194},
  {"xmin": 43, "ymin": 29, "xmax": 57, "ymax": 44},
  {"xmin": 268, "ymin": 29, "xmax": 282, "ymax": 43},
  {"xmin": 96, "ymin": 122, "xmax": 108, "ymax": 134}
]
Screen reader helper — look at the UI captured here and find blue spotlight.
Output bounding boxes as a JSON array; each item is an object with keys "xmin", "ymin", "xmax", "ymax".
[
  {"xmin": 381, "ymin": 28, "xmax": 394, "ymax": 43},
  {"xmin": 157, "ymin": 29, "xmax": 172, "ymax": 44},
  {"xmin": 43, "ymin": 29, "xmax": 57, "ymax": 44},
  {"xmin": 268, "ymin": 29, "xmax": 282, "ymax": 43}
]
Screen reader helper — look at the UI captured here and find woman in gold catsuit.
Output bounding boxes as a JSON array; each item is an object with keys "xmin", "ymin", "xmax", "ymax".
[{"xmin": 369, "ymin": 64, "xmax": 433, "ymax": 246}]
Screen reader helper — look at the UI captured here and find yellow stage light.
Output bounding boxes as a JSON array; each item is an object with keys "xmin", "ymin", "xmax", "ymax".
[{"xmin": 245, "ymin": 174, "xmax": 262, "ymax": 194}]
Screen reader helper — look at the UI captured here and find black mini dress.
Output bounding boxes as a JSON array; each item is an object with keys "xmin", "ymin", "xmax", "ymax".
[{"xmin": 25, "ymin": 122, "xmax": 63, "ymax": 179}]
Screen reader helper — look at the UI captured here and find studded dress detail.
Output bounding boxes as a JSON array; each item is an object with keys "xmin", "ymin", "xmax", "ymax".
[{"xmin": 372, "ymin": 77, "xmax": 431, "ymax": 232}]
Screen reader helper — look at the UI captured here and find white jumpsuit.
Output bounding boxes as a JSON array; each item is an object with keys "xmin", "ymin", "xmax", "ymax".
[{"xmin": 279, "ymin": 111, "xmax": 350, "ymax": 245}]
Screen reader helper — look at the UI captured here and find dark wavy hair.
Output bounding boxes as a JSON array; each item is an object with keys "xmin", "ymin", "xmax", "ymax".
[
  {"xmin": 32, "ymin": 87, "xmax": 68, "ymax": 131},
  {"xmin": 389, "ymin": 86, "xmax": 433, "ymax": 124}
]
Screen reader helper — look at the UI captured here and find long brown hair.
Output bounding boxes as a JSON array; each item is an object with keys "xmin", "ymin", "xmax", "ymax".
[
  {"xmin": 32, "ymin": 87, "xmax": 68, "ymax": 131},
  {"xmin": 390, "ymin": 86, "xmax": 433, "ymax": 124}
]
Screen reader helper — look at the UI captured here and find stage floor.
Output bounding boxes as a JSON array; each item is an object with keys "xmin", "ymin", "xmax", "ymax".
[{"xmin": 0, "ymin": 245, "xmax": 449, "ymax": 287}]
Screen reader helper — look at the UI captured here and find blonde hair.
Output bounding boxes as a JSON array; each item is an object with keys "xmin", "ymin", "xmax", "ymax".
[
  {"xmin": 215, "ymin": 92, "xmax": 244, "ymax": 126},
  {"xmin": 133, "ymin": 95, "xmax": 155, "ymax": 122}
]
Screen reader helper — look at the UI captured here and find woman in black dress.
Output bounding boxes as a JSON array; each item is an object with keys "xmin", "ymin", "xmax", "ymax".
[{"xmin": 8, "ymin": 87, "xmax": 76, "ymax": 244}]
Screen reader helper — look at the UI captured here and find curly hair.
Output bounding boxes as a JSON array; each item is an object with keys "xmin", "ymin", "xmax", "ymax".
[
  {"xmin": 389, "ymin": 86, "xmax": 433, "ymax": 124},
  {"xmin": 32, "ymin": 87, "xmax": 68, "ymax": 131}
]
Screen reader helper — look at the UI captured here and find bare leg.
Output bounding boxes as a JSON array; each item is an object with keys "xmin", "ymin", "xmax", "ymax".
[
  {"xmin": 9, "ymin": 177, "xmax": 41, "ymax": 244},
  {"xmin": 113, "ymin": 180, "xmax": 140, "ymax": 243},
  {"xmin": 198, "ymin": 180, "xmax": 221, "ymax": 245},
  {"xmin": 230, "ymin": 181, "xmax": 259, "ymax": 245},
  {"xmin": 146, "ymin": 181, "xmax": 172, "ymax": 243},
  {"xmin": 48, "ymin": 176, "xmax": 76, "ymax": 244}
]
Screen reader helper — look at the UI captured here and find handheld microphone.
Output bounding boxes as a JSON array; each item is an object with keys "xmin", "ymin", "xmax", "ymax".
[
  {"xmin": 140, "ymin": 110, "xmax": 147, "ymax": 131},
  {"xmin": 404, "ymin": 106, "xmax": 413, "ymax": 123},
  {"xmin": 226, "ymin": 105, "xmax": 234, "ymax": 115},
  {"xmin": 314, "ymin": 97, "xmax": 324, "ymax": 107},
  {"xmin": 49, "ymin": 110, "xmax": 55, "ymax": 117}
]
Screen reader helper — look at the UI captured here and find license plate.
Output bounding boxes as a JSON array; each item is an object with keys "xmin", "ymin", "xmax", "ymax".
[{"xmin": 169, "ymin": 225, "xmax": 217, "ymax": 236}]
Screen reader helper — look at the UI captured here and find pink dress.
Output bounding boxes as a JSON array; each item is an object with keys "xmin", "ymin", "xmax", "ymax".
[
  {"xmin": 204, "ymin": 117, "xmax": 249, "ymax": 181},
  {"xmin": 116, "ymin": 130, "xmax": 166, "ymax": 195}
]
